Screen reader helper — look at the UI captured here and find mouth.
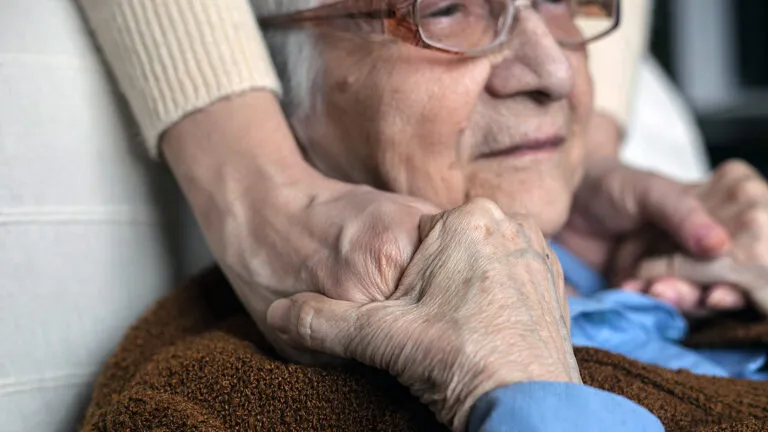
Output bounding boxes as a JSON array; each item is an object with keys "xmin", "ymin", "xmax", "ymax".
[{"xmin": 476, "ymin": 136, "xmax": 565, "ymax": 159}]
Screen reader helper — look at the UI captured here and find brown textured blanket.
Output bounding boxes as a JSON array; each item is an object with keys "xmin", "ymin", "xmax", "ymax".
[{"xmin": 81, "ymin": 268, "xmax": 768, "ymax": 432}]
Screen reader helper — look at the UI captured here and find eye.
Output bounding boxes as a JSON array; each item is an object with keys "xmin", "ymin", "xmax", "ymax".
[
  {"xmin": 538, "ymin": 0, "xmax": 570, "ymax": 7},
  {"xmin": 423, "ymin": 2, "xmax": 467, "ymax": 18}
]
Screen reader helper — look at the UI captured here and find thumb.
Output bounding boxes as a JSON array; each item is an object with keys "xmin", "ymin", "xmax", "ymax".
[
  {"xmin": 634, "ymin": 175, "xmax": 730, "ymax": 257},
  {"xmin": 266, "ymin": 293, "xmax": 361, "ymax": 358}
]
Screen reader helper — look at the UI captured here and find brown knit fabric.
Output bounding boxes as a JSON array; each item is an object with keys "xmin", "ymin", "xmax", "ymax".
[{"xmin": 81, "ymin": 267, "xmax": 768, "ymax": 432}]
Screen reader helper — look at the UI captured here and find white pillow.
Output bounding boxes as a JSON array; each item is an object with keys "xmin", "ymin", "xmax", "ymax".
[
  {"xmin": 0, "ymin": 1, "xmax": 179, "ymax": 430},
  {"xmin": 620, "ymin": 56, "xmax": 711, "ymax": 183}
]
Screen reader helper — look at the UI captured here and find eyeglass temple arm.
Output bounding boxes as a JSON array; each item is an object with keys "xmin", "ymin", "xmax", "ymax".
[{"xmin": 259, "ymin": 0, "xmax": 401, "ymax": 28}]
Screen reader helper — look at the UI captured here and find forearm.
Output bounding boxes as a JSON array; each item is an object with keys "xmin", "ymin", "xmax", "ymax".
[
  {"xmin": 77, "ymin": 0, "xmax": 326, "ymax": 219},
  {"xmin": 76, "ymin": 0, "xmax": 282, "ymax": 158},
  {"xmin": 162, "ymin": 91, "xmax": 328, "ymax": 234}
]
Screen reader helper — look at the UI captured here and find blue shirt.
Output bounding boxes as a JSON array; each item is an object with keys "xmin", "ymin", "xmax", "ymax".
[
  {"xmin": 551, "ymin": 242, "xmax": 768, "ymax": 379},
  {"xmin": 469, "ymin": 382, "xmax": 664, "ymax": 432},
  {"xmin": 465, "ymin": 242, "xmax": 768, "ymax": 432}
]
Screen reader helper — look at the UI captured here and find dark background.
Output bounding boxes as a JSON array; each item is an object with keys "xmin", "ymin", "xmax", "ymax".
[{"xmin": 649, "ymin": 0, "xmax": 768, "ymax": 173}]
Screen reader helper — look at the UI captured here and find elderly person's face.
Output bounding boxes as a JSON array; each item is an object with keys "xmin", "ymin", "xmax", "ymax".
[{"xmin": 297, "ymin": 4, "xmax": 593, "ymax": 236}]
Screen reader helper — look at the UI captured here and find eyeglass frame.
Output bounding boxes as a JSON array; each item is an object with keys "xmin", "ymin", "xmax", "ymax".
[{"xmin": 258, "ymin": 0, "xmax": 623, "ymax": 57}]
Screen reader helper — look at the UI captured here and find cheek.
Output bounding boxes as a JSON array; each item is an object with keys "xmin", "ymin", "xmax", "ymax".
[
  {"xmin": 302, "ymin": 41, "xmax": 394, "ymax": 183},
  {"xmin": 563, "ymin": 54, "xmax": 593, "ymax": 186},
  {"xmin": 375, "ymin": 57, "xmax": 492, "ymax": 207}
]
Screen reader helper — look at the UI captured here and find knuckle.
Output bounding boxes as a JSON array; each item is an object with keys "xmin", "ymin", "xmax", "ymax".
[
  {"xmin": 731, "ymin": 178, "xmax": 768, "ymax": 202},
  {"xmin": 717, "ymin": 159, "xmax": 755, "ymax": 179},
  {"xmin": 458, "ymin": 216, "xmax": 494, "ymax": 239},
  {"xmin": 371, "ymin": 234, "xmax": 409, "ymax": 273},
  {"xmin": 295, "ymin": 300, "xmax": 317, "ymax": 347},
  {"xmin": 340, "ymin": 222, "xmax": 411, "ymax": 300},
  {"xmin": 511, "ymin": 214, "xmax": 547, "ymax": 246},
  {"xmin": 754, "ymin": 247, "xmax": 768, "ymax": 265},
  {"xmin": 501, "ymin": 220, "xmax": 521, "ymax": 242},
  {"xmin": 452, "ymin": 199, "xmax": 500, "ymax": 237},
  {"xmin": 464, "ymin": 197, "xmax": 505, "ymax": 220},
  {"xmin": 740, "ymin": 206, "xmax": 768, "ymax": 229}
]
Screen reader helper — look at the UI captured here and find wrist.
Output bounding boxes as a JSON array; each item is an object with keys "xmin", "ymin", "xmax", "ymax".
[
  {"xmin": 443, "ymin": 349, "xmax": 580, "ymax": 431},
  {"xmin": 162, "ymin": 91, "xmax": 331, "ymax": 214}
]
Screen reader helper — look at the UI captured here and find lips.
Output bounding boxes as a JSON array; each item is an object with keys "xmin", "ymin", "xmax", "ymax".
[{"xmin": 476, "ymin": 136, "xmax": 565, "ymax": 159}]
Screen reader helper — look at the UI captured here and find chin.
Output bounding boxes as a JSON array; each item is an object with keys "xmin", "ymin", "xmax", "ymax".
[
  {"xmin": 532, "ymin": 206, "xmax": 571, "ymax": 238},
  {"xmin": 489, "ymin": 190, "xmax": 573, "ymax": 238}
]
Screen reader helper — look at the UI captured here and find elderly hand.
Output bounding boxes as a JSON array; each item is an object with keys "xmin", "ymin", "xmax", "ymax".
[
  {"xmin": 266, "ymin": 199, "xmax": 580, "ymax": 432},
  {"xmin": 163, "ymin": 92, "xmax": 439, "ymax": 362},
  {"xmin": 614, "ymin": 160, "xmax": 768, "ymax": 316}
]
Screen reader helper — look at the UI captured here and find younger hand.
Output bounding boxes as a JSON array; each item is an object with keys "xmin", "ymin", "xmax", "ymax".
[{"xmin": 162, "ymin": 92, "xmax": 440, "ymax": 363}]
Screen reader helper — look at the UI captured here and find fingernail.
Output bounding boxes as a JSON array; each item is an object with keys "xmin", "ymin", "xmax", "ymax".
[
  {"xmin": 694, "ymin": 225, "xmax": 730, "ymax": 255},
  {"xmin": 266, "ymin": 298, "xmax": 293, "ymax": 336},
  {"xmin": 708, "ymin": 288, "xmax": 746, "ymax": 310},
  {"xmin": 620, "ymin": 280, "xmax": 645, "ymax": 292},
  {"xmin": 649, "ymin": 281, "xmax": 680, "ymax": 304}
]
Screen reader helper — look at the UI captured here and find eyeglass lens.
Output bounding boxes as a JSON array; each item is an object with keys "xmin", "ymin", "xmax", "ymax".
[{"xmin": 414, "ymin": 0, "xmax": 617, "ymax": 53}]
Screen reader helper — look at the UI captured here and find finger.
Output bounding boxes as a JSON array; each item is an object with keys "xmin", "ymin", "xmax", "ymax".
[
  {"xmin": 636, "ymin": 176, "xmax": 731, "ymax": 257},
  {"xmin": 647, "ymin": 277, "xmax": 703, "ymax": 312},
  {"xmin": 418, "ymin": 213, "xmax": 444, "ymax": 241},
  {"xmin": 619, "ymin": 279, "xmax": 646, "ymax": 292},
  {"xmin": 610, "ymin": 235, "xmax": 655, "ymax": 284},
  {"xmin": 713, "ymin": 202, "xmax": 768, "ymax": 242},
  {"xmin": 635, "ymin": 254, "xmax": 739, "ymax": 287},
  {"xmin": 704, "ymin": 284, "xmax": 748, "ymax": 311},
  {"xmin": 637, "ymin": 254, "xmax": 768, "ymax": 314},
  {"xmin": 266, "ymin": 293, "xmax": 362, "ymax": 359},
  {"xmin": 701, "ymin": 159, "xmax": 766, "ymax": 209}
]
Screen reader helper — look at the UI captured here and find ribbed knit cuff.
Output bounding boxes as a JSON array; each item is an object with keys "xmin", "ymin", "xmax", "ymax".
[{"xmin": 79, "ymin": 0, "xmax": 282, "ymax": 158}]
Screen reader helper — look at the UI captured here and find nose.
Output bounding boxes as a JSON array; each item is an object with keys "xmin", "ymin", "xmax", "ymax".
[{"xmin": 485, "ymin": 7, "xmax": 574, "ymax": 102}]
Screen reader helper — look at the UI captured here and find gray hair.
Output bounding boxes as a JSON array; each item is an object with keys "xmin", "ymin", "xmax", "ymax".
[{"xmin": 251, "ymin": 0, "xmax": 322, "ymax": 119}]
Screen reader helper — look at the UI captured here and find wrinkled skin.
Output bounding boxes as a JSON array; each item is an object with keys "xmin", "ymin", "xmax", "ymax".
[
  {"xmin": 258, "ymin": 7, "xmax": 593, "ymax": 362},
  {"xmin": 298, "ymin": 8, "xmax": 591, "ymax": 237},
  {"xmin": 612, "ymin": 159, "xmax": 768, "ymax": 316},
  {"xmin": 268, "ymin": 200, "xmax": 579, "ymax": 431}
]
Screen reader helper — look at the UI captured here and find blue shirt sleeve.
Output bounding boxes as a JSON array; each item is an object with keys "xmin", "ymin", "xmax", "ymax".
[{"xmin": 467, "ymin": 382, "xmax": 664, "ymax": 432}]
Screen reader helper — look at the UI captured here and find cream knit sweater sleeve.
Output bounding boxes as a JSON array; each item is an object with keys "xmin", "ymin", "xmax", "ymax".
[
  {"xmin": 588, "ymin": 0, "xmax": 651, "ymax": 127},
  {"xmin": 77, "ymin": 0, "xmax": 282, "ymax": 158}
]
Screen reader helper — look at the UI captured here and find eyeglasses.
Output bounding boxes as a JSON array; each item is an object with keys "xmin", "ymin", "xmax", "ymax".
[{"xmin": 259, "ymin": 0, "xmax": 621, "ymax": 56}]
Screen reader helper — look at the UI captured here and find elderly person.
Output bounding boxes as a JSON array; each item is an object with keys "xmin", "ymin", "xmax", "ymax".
[
  {"xmin": 77, "ymin": 0, "xmax": 768, "ymax": 430},
  {"xmin": 76, "ymin": 0, "xmax": 735, "ymax": 355},
  {"xmin": 2, "ymin": 1, "xmax": 755, "ymax": 430},
  {"xmin": 72, "ymin": 0, "xmax": 737, "ymax": 356},
  {"xmin": 245, "ymin": 0, "xmax": 768, "ymax": 379},
  {"xmin": 264, "ymin": 201, "xmax": 665, "ymax": 431}
]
